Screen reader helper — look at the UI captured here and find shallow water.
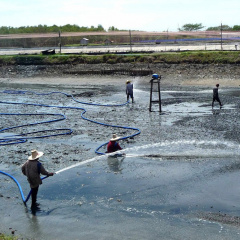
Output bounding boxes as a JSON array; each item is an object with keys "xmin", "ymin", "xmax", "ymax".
[
  {"xmin": 2, "ymin": 144, "xmax": 240, "ymax": 240},
  {"xmin": 0, "ymin": 79, "xmax": 240, "ymax": 239}
]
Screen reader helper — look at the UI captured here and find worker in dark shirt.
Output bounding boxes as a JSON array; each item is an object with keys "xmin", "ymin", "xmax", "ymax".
[
  {"xmin": 212, "ymin": 83, "xmax": 223, "ymax": 108},
  {"xmin": 126, "ymin": 80, "xmax": 134, "ymax": 103},
  {"xmin": 107, "ymin": 134, "xmax": 122, "ymax": 153},
  {"xmin": 21, "ymin": 150, "xmax": 54, "ymax": 209}
]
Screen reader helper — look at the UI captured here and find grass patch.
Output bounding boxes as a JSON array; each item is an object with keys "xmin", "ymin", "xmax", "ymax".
[
  {"xmin": 0, "ymin": 233, "xmax": 17, "ymax": 240},
  {"xmin": 0, "ymin": 51, "xmax": 240, "ymax": 65}
]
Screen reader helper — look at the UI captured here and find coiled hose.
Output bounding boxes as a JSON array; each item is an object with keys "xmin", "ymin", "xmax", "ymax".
[{"xmin": 0, "ymin": 89, "xmax": 141, "ymax": 203}]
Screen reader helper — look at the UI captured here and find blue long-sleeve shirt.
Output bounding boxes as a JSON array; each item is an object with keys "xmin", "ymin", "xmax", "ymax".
[{"xmin": 126, "ymin": 83, "xmax": 133, "ymax": 95}]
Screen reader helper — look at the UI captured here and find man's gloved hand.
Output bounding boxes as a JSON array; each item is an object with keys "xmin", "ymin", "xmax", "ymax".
[{"xmin": 48, "ymin": 172, "xmax": 54, "ymax": 176}]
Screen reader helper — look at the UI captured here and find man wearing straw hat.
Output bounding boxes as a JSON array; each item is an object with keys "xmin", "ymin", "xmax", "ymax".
[
  {"xmin": 107, "ymin": 134, "xmax": 123, "ymax": 153},
  {"xmin": 21, "ymin": 149, "xmax": 54, "ymax": 209}
]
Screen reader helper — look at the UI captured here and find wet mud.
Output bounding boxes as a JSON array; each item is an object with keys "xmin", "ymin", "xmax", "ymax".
[{"xmin": 0, "ymin": 74, "xmax": 240, "ymax": 239}]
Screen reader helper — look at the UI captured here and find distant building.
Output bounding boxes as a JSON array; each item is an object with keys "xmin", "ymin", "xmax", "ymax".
[
  {"xmin": 104, "ymin": 39, "xmax": 114, "ymax": 45},
  {"xmin": 80, "ymin": 38, "xmax": 89, "ymax": 46}
]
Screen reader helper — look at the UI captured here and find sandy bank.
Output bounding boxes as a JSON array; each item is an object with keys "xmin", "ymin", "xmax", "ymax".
[{"xmin": 0, "ymin": 63, "xmax": 240, "ymax": 87}]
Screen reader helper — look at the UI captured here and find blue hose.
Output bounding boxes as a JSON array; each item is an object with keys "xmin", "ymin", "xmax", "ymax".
[
  {"xmin": 0, "ymin": 112, "xmax": 72, "ymax": 145},
  {"xmin": 0, "ymin": 170, "xmax": 50, "ymax": 204},
  {"xmin": 0, "ymin": 170, "xmax": 27, "ymax": 204},
  {"xmin": 0, "ymin": 89, "xmax": 141, "ymax": 204},
  {"xmin": 0, "ymin": 90, "xmax": 140, "ymax": 152},
  {"xmin": 24, "ymin": 176, "xmax": 49, "ymax": 203}
]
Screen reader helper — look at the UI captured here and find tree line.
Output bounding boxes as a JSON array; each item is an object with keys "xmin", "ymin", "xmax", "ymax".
[
  {"xmin": 179, "ymin": 23, "xmax": 240, "ymax": 31},
  {"xmin": 0, "ymin": 24, "xmax": 120, "ymax": 34},
  {"xmin": 0, "ymin": 23, "xmax": 240, "ymax": 34}
]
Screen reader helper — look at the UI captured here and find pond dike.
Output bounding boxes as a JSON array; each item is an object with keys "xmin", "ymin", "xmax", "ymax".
[
  {"xmin": 63, "ymin": 68, "xmax": 153, "ymax": 76},
  {"xmin": 0, "ymin": 63, "xmax": 240, "ymax": 81}
]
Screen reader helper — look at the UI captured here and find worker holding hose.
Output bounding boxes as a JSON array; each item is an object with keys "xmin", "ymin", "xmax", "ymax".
[{"xmin": 21, "ymin": 149, "xmax": 54, "ymax": 210}]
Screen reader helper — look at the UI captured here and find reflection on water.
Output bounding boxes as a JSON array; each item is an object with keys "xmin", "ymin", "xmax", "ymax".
[
  {"xmin": 25, "ymin": 208, "xmax": 42, "ymax": 237},
  {"xmin": 107, "ymin": 155, "xmax": 125, "ymax": 173}
]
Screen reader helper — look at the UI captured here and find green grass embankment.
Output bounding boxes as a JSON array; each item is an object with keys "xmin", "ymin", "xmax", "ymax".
[
  {"xmin": 0, "ymin": 51, "xmax": 240, "ymax": 66},
  {"xmin": 0, "ymin": 233, "xmax": 17, "ymax": 240}
]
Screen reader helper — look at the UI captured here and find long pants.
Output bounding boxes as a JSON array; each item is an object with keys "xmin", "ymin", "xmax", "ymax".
[
  {"xmin": 127, "ymin": 93, "xmax": 133, "ymax": 102},
  {"xmin": 212, "ymin": 96, "xmax": 222, "ymax": 107},
  {"xmin": 31, "ymin": 186, "xmax": 39, "ymax": 206}
]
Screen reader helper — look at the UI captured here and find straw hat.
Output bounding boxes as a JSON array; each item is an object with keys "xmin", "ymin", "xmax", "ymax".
[
  {"xmin": 28, "ymin": 149, "xmax": 44, "ymax": 160},
  {"xmin": 110, "ymin": 134, "xmax": 120, "ymax": 141},
  {"xmin": 126, "ymin": 80, "xmax": 131, "ymax": 84}
]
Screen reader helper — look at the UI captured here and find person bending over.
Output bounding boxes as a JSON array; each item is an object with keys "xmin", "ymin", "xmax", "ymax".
[{"xmin": 107, "ymin": 134, "xmax": 122, "ymax": 153}]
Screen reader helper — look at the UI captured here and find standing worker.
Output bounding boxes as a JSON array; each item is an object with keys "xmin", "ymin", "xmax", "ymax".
[
  {"xmin": 21, "ymin": 149, "xmax": 54, "ymax": 209},
  {"xmin": 107, "ymin": 134, "xmax": 123, "ymax": 153},
  {"xmin": 126, "ymin": 80, "xmax": 134, "ymax": 103},
  {"xmin": 212, "ymin": 83, "xmax": 223, "ymax": 108}
]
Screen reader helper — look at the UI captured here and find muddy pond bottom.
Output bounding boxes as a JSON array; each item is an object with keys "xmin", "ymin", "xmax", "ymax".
[
  {"xmin": 2, "ymin": 140, "xmax": 240, "ymax": 240},
  {"xmin": 0, "ymin": 81, "xmax": 240, "ymax": 239}
]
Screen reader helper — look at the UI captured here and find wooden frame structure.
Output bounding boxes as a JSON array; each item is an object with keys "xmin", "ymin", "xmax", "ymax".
[{"xmin": 149, "ymin": 75, "xmax": 162, "ymax": 112}]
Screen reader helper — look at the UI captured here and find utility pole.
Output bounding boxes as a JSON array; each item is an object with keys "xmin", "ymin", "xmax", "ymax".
[
  {"xmin": 59, "ymin": 30, "xmax": 62, "ymax": 53},
  {"xmin": 220, "ymin": 23, "xmax": 223, "ymax": 51},
  {"xmin": 129, "ymin": 30, "xmax": 132, "ymax": 53}
]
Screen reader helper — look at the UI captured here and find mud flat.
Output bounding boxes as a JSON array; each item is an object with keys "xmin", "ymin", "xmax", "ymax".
[{"xmin": 0, "ymin": 64, "xmax": 240, "ymax": 239}]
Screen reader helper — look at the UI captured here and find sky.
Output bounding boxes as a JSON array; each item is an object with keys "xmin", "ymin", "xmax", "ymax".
[{"xmin": 0, "ymin": 0, "xmax": 239, "ymax": 32}]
